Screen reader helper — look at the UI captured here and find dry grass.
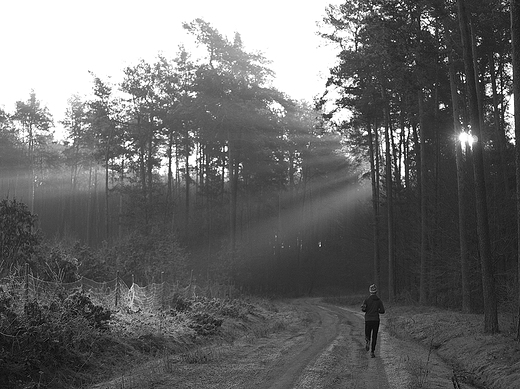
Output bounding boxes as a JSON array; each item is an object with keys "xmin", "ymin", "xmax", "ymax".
[
  {"xmin": 87, "ymin": 298, "xmax": 300, "ymax": 389},
  {"xmin": 387, "ymin": 305, "xmax": 520, "ymax": 389}
]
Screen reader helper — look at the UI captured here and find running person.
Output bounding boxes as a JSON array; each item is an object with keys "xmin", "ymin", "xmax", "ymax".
[{"xmin": 361, "ymin": 284, "xmax": 385, "ymax": 358}]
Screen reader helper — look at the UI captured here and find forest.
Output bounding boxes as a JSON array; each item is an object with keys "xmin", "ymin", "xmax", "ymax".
[
  {"xmin": 1, "ymin": 0, "xmax": 520, "ymax": 337},
  {"xmin": 319, "ymin": 0, "xmax": 520, "ymax": 335}
]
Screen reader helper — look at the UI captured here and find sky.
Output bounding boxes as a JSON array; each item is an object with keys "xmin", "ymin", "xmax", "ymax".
[{"xmin": 0, "ymin": 0, "xmax": 341, "ymax": 129}]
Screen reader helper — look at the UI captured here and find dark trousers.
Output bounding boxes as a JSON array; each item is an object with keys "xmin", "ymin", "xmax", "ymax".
[{"xmin": 365, "ymin": 320, "xmax": 380, "ymax": 352}]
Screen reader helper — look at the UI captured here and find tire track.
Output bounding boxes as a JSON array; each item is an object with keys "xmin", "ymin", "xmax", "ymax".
[{"xmin": 295, "ymin": 304, "xmax": 392, "ymax": 389}]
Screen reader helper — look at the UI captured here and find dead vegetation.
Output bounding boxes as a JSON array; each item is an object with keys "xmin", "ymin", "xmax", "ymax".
[{"xmin": 386, "ymin": 305, "xmax": 520, "ymax": 389}]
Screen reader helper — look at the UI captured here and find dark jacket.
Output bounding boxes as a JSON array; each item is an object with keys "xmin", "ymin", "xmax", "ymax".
[{"xmin": 362, "ymin": 294, "xmax": 385, "ymax": 322}]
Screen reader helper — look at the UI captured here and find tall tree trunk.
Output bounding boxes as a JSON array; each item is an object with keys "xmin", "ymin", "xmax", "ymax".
[
  {"xmin": 196, "ymin": 143, "xmax": 202, "ymax": 208},
  {"xmin": 391, "ymin": 116, "xmax": 400, "ymax": 186},
  {"xmin": 221, "ymin": 146, "xmax": 226, "ymax": 205},
  {"xmin": 137, "ymin": 116, "xmax": 147, "ymax": 203},
  {"xmin": 418, "ymin": 90, "xmax": 428, "ymax": 305},
  {"xmin": 167, "ymin": 131, "xmax": 174, "ymax": 211},
  {"xmin": 367, "ymin": 122, "xmax": 381, "ymax": 290},
  {"xmin": 105, "ymin": 147, "xmax": 110, "ymax": 243},
  {"xmin": 94, "ymin": 166, "xmax": 99, "ymax": 246},
  {"xmin": 70, "ymin": 146, "xmax": 79, "ymax": 234},
  {"xmin": 457, "ymin": 0, "xmax": 498, "ymax": 333},
  {"xmin": 185, "ymin": 127, "xmax": 190, "ymax": 233},
  {"xmin": 430, "ymin": 73, "xmax": 441, "ymax": 304},
  {"xmin": 175, "ymin": 138, "xmax": 181, "ymax": 221},
  {"xmin": 470, "ymin": 23, "xmax": 485, "ymax": 132},
  {"xmin": 87, "ymin": 163, "xmax": 93, "ymax": 246},
  {"xmin": 382, "ymin": 92, "xmax": 395, "ymax": 303},
  {"xmin": 511, "ymin": 0, "xmax": 520, "ymax": 340},
  {"xmin": 448, "ymin": 48, "xmax": 472, "ymax": 313},
  {"xmin": 404, "ymin": 127, "xmax": 410, "ymax": 190},
  {"xmin": 118, "ymin": 158, "xmax": 124, "ymax": 240},
  {"xmin": 489, "ymin": 52, "xmax": 509, "ymax": 199},
  {"xmin": 28, "ymin": 124, "xmax": 35, "ymax": 214},
  {"xmin": 147, "ymin": 119, "xmax": 155, "ymax": 220},
  {"xmin": 228, "ymin": 131, "xmax": 238, "ymax": 254}
]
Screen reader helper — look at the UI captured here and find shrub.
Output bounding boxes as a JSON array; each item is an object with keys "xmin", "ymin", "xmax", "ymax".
[
  {"xmin": 99, "ymin": 226, "xmax": 188, "ymax": 285},
  {"xmin": 63, "ymin": 289, "xmax": 112, "ymax": 330},
  {"xmin": 37, "ymin": 241, "xmax": 81, "ymax": 282},
  {"xmin": 188, "ymin": 311, "xmax": 223, "ymax": 336},
  {"xmin": 189, "ymin": 296, "xmax": 253, "ymax": 319},
  {"xmin": 0, "ymin": 285, "xmax": 112, "ymax": 388},
  {"xmin": 0, "ymin": 198, "xmax": 40, "ymax": 277},
  {"xmin": 170, "ymin": 294, "xmax": 192, "ymax": 312}
]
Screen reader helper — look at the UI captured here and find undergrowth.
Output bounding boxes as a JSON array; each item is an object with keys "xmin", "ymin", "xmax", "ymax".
[
  {"xmin": 0, "ymin": 278, "xmax": 112, "ymax": 388},
  {"xmin": 0, "ymin": 279, "xmax": 270, "ymax": 389}
]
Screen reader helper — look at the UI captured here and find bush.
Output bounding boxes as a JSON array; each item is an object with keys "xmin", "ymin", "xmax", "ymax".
[
  {"xmin": 0, "ymin": 285, "xmax": 112, "ymax": 388},
  {"xmin": 0, "ymin": 198, "xmax": 40, "ymax": 277},
  {"xmin": 189, "ymin": 296, "xmax": 253, "ymax": 319},
  {"xmin": 170, "ymin": 294, "xmax": 192, "ymax": 312},
  {"xmin": 63, "ymin": 289, "xmax": 112, "ymax": 330},
  {"xmin": 37, "ymin": 241, "xmax": 81, "ymax": 282},
  {"xmin": 188, "ymin": 311, "xmax": 223, "ymax": 336},
  {"xmin": 165, "ymin": 295, "xmax": 243, "ymax": 337},
  {"xmin": 99, "ymin": 226, "xmax": 188, "ymax": 285}
]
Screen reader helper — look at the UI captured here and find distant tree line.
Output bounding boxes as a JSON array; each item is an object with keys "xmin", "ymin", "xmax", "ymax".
[{"xmin": 0, "ymin": 19, "xmax": 371, "ymax": 294}]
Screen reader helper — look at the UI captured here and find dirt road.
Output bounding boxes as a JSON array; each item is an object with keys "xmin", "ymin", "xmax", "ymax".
[{"xmin": 95, "ymin": 299, "xmax": 473, "ymax": 388}]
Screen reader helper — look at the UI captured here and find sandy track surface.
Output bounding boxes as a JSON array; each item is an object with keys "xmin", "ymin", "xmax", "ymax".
[{"xmin": 93, "ymin": 299, "xmax": 475, "ymax": 388}]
